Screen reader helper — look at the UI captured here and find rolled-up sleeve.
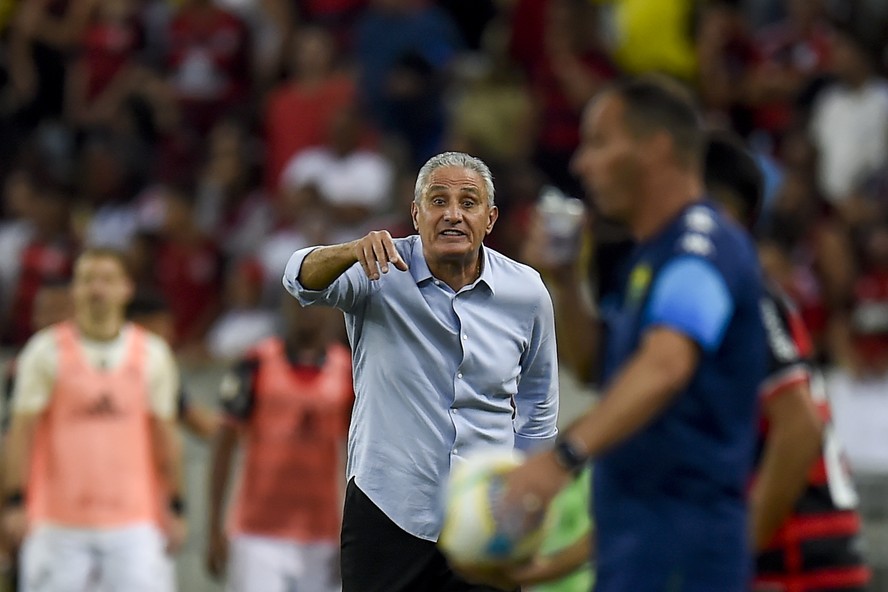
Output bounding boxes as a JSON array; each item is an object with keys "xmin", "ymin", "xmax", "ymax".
[
  {"xmin": 282, "ymin": 247, "xmax": 373, "ymax": 313},
  {"xmin": 513, "ymin": 280, "xmax": 559, "ymax": 452}
]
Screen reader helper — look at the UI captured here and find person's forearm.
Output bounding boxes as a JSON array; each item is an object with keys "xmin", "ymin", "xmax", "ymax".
[
  {"xmin": 184, "ymin": 406, "xmax": 221, "ymax": 441},
  {"xmin": 3, "ymin": 415, "xmax": 38, "ymax": 495},
  {"xmin": 536, "ymin": 536, "xmax": 593, "ymax": 582},
  {"xmin": 298, "ymin": 242, "xmax": 359, "ymax": 290},
  {"xmin": 208, "ymin": 426, "xmax": 238, "ymax": 535},
  {"xmin": 751, "ymin": 389, "xmax": 822, "ymax": 550},
  {"xmin": 564, "ymin": 329, "xmax": 697, "ymax": 457},
  {"xmin": 152, "ymin": 418, "xmax": 184, "ymax": 499},
  {"xmin": 548, "ymin": 269, "xmax": 598, "ymax": 382},
  {"xmin": 29, "ymin": 0, "xmax": 95, "ymax": 49}
]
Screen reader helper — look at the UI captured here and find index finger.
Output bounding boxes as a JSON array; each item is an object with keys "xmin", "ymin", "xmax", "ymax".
[{"xmin": 382, "ymin": 234, "xmax": 409, "ymax": 271}]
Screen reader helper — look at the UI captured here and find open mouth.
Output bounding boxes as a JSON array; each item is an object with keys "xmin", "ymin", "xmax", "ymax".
[{"xmin": 440, "ymin": 229, "xmax": 466, "ymax": 238}]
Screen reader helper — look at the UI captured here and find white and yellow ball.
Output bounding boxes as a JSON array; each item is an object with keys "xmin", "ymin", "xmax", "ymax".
[{"xmin": 438, "ymin": 449, "xmax": 546, "ymax": 567}]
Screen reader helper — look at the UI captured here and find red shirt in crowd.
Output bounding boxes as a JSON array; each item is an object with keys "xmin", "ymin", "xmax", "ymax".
[
  {"xmin": 263, "ymin": 74, "xmax": 356, "ymax": 192},
  {"xmin": 81, "ymin": 16, "xmax": 143, "ymax": 100},
  {"xmin": 167, "ymin": 5, "xmax": 251, "ymax": 132},
  {"xmin": 9, "ymin": 240, "xmax": 74, "ymax": 346},
  {"xmin": 155, "ymin": 238, "xmax": 223, "ymax": 345}
]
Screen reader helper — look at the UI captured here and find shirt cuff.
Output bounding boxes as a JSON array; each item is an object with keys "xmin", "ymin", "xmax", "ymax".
[
  {"xmin": 514, "ymin": 431, "xmax": 558, "ymax": 453},
  {"xmin": 282, "ymin": 246, "xmax": 327, "ymax": 303}
]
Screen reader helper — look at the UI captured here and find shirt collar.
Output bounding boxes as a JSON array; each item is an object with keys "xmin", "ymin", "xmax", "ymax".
[{"xmin": 408, "ymin": 235, "xmax": 495, "ymax": 295}]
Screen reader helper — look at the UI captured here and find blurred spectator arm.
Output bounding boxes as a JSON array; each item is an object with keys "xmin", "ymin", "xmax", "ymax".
[
  {"xmin": 17, "ymin": 0, "xmax": 95, "ymax": 49},
  {"xmin": 253, "ymin": 0, "xmax": 296, "ymax": 96},
  {"xmin": 4, "ymin": 10, "xmax": 39, "ymax": 108},
  {"xmin": 745, "ymin": 61, "xmax": 806, "ymax": 106},
  {"xmin": 546, "ymin": 46, "xmax": 607, "ymax": 111},
  {"xmin": 695, "ymin": 5, "xmax": 750, "ymax": 112},
  {"xmin": 815, "ymin": 223, "xmax": 857, "ymax": 349},
  {"xmin": 522, "ymin": 216, "xmax": 599, "ymax": 383},
  {"xmin": 549, "ymin": 265, "xmax": 599, "ymax": 383}
]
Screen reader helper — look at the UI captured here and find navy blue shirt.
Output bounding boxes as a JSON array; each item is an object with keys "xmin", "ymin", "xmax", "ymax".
[{"xmin": 595, "ymin": 202, "xmax": 767, "ymax": 591}]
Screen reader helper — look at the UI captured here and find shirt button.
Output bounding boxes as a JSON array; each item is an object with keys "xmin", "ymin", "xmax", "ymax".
[
  {"xmin": 434, "ymin": 280, "xmax": 442, "ymax": 286},
  {"xmin": 457, "ymin": 373, "xmax": 463, "ymax": 379},
  {"xmin": 452, "ymin": 408, "xmax": 459, "ymax": 414},
  {"xmin": 453, "ymin": 448, "xmax": 459, "ymax": 455},
  {"xmin": 462, "ymin": 334, "xmax": 468, "ymax": 340}
]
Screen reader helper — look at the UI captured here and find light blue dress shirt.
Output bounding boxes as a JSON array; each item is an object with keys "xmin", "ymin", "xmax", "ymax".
[{"xmin": 282, "ymin": 235, "xmax": 559, "ymax": 540}]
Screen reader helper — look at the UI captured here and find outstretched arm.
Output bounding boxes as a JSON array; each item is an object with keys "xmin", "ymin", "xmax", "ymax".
[{"xmin": 297, "ymin": 231, "xmax": 408, "ymax": 290}]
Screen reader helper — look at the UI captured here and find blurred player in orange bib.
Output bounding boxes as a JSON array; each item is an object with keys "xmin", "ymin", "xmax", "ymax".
[
  {"xmin": 207, "ymin": 297, "xmax": 353, "ymax": 592},
  {"xmin": 1, "ymin": 248, "xmax": 185, "ymax": 592}
]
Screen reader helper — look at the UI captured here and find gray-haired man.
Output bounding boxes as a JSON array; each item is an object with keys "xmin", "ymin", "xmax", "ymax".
[{"xmin": 282, "ymin": 152, "xmax": 559, "ymax": 591}]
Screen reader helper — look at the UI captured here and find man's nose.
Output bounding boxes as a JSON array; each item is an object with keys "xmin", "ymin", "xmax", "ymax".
[{"xmin": 443, "ymin": 203, "xmax": 462, "ymax": 222}]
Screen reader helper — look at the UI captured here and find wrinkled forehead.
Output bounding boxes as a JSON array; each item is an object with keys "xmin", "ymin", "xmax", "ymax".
[{"xmin": 423, "ymin": 167, "xmax": 486, "ymax": 197}]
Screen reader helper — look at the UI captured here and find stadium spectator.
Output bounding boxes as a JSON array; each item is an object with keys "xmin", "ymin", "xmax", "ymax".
[
  {"xmin": 205, "ymin": 258, "xmax": 277, "ymax": 361},
  {"xmin": 524, "ymin": 0, "xmax": 616, "ymax": 197},
  {"xmin": 264, "ymin": 25, "xmax": 356, "ymax": 193},
  {"xmin": 279, "ymin": 105, "xmax": 394, "ymax": 243},
  {"xmin": 153, "ymin": 183, "xmax": 224, "ymax": 353},
  {"xmin": 747, "ymin": 0, "xmax": 833, "ymax": 144},
  {"xmin": 65, "ymin": 0, "xmax": 144, "ymax": 130},
  {"xmin": 0, "ymin": 170, "xmax": 37, "ymax": 320},
  {"xmin": 166, "ymin": 0, "xmax": 250, "ymax": 135},
  {"xmin": 5, "ymin": 171, "xmax": 75, "ymax": 346},
  {"xmin": 354, "ymin": 0, "xmax": 462, "ymax": 167},
  {"xmin": 809, "ymin": 26, "xmax": 888, "ymax": 211},
  {"xmin": 193, "ymin": 118, "xmax": 272, "ymax": 259}
]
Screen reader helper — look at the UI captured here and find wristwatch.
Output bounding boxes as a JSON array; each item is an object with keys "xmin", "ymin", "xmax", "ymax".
[{"xmin": 553, "ymin": 438, "xmax": 588, "ymax": 476}]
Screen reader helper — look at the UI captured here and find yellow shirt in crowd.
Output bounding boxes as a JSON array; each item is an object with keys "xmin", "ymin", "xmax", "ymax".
[{"xmin": 595, "ymin": 0, "xmax": 699, "ymax": 82}]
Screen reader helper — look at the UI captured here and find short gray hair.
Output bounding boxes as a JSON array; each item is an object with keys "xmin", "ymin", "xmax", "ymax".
[{"xmin": 413, "ymin": 152, "xmax": 495, "ymax": 207}]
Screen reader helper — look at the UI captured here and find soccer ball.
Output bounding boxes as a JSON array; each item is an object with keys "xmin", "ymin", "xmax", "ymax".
[{"xmin": 438, "ymin": 449, "xmax": 546, "ymax": 567}]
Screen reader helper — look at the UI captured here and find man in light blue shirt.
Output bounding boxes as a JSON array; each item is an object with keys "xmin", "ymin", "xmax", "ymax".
[{"xmin": 282, "ymin": 151, "xmax": 559, "ymax": 592}]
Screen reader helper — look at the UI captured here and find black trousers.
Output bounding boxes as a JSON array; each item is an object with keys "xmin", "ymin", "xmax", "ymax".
[{"xmin": 341, "ymin": 479, "xmax": 517, "ymax": 592}]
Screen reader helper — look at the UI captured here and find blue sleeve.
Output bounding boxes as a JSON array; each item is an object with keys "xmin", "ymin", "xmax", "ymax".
[
  {"xmin": 644, "ymin": 257, "xmax": 734, "ymax": 352},
  {"xmin": 282, "ymin": 247, "xmax": 373, "ymax": 314},
  {"xmin": 514, "ymin": 279, "xmax": 559, "ymax": 452}
]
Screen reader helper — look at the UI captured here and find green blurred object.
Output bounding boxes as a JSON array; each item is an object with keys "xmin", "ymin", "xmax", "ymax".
[{"xmin": 531, "ymin": 467, "xmax": 594, "ymax": 592}]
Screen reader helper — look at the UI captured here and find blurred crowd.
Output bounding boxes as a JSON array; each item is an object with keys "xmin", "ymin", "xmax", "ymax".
[{"xmin": 2, "ymin": 0, "xmax": 888, "ymax": 465}]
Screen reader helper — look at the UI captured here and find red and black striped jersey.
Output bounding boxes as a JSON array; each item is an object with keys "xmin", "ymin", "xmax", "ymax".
[{"xmin": 755, "ymin": 282, "xmax": 870, "ymax": 592}]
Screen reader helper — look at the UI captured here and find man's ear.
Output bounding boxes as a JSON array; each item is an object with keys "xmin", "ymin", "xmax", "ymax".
[
  {"xmin": 411, "ymin": 201, "xmax": 419, "ymax": 230},
  {"xmin": 485, "ymin": 205, "xmax": 499, "ymax": 235}
]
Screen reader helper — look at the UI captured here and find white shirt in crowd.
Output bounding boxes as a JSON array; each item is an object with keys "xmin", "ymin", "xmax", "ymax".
[
  {"xmin": 810, "ymin": 78, "xmax": 888, "ymax": 203},
  {"xmin": 826, "ymin": 367, "xmax": 888, "ymax": 475},
  {"xmin": 279, "ymin": 148, "xmax": 394, "ymax": 211}
]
